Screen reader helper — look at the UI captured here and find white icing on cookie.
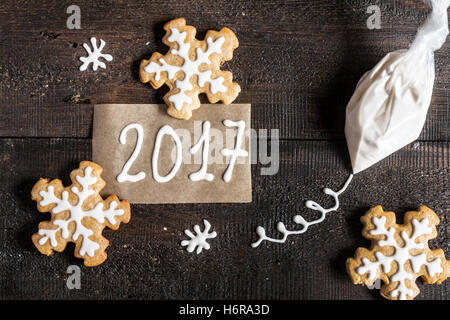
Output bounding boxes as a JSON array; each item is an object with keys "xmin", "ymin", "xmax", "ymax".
[
  {"xmin": 38, "ymin": 166, "xmax": 125, "ymax": 257},
  {"xmin": 189, "ymin": 121, "xmax": 214, "ymax": 182},
  {"xmin": 79, "ymin": 37, "xmax": 113, "ymax": 71},
  {"xmin": 251, "ymin": 174, "xmax": 353, "ymax": 248},
  {"xmin": 181, "ymin": 219, "xmax": 217, "ymax": 254},
  {"xmin": 356, "ymin": 216, "xmax": 443, "ymax": 300},
  {"xmin": 152, "ymin": 125, "xmax": 182, "ymax": 183},
  {"xmin": 117, "ymin": 123, "xmax": 146, "ymax": 183},
  {"xmin": 221, "ymin": 120, "xmax": 248, "ymax": 182},
  {"xmin": 144, "ymin": 28, "xmax": 226, "ymax": 110}
]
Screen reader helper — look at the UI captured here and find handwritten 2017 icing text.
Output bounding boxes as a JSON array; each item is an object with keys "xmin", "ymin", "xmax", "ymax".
[{"xmin": 116, "ymin": 120, "xmax": 248, "ymax": 184}]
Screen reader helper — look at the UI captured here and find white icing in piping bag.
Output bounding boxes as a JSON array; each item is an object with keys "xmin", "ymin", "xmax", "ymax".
[
  {"xmin": 252, "ymin": 1, "xmax": 449, "ymax": 248},
  {"xmin": 252, "ymin": 174, "xmax": 353, "ymax": 248},
  {"xmin": 345, "ymin": 0, "xmax": 449, "ymax": 173}
]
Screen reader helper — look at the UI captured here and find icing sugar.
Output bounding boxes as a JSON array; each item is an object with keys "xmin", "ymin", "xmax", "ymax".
[
  {"xmin": 181, "ymin": 219, "xmax": 217, "ymax": 254},
  {"xmin": 152, "ymin": 125, "xmax": 182, "ymax": 183},
  {"xmin": 189, "ymin": 121, "xmax": 214, "ymax": 182},
  {"xmin": 79, "ymin": 37, "xmax": 113, "ymax": 71},
  {"xmin": 345, "ymin": 0, "xmax": 449, "ymax": 173},
  {"xmin": 221, "ymin": 120, "xmax": 248, "ymax": 182},
  {"xmin": 117, "ymin": 123, "xmax": 146, "ymax": 183},
  {"xmin": 252, "ymin": 174, "xmax": 353, "ymax": 247}
]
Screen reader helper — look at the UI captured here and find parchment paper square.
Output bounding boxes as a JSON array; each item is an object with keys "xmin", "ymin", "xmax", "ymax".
[{"xmin": 92, "ymin": 104, "xmax": 252, "ymax": 204}]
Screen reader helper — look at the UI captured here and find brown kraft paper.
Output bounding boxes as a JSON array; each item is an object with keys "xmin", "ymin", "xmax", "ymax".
[{"xmin": 92, "ymin": 104, "xmax": 251, "ymax": 204}]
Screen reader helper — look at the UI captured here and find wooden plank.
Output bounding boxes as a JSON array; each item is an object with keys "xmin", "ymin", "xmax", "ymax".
[
  {"xmin": 0, "ymin": 138, "xmax": 448, "ymax": 299},
  {"xmin": 0, "ymin": 0, "xmax": 448, "ymax": 139}
]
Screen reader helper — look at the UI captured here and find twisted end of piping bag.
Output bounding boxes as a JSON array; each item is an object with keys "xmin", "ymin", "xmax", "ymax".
[{"xmin": 410, "ymin": 0, "xmax": 449, "ymax": 52}]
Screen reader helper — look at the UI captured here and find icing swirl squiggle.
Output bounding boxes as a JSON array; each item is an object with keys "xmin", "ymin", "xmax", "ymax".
[{"xmin": 251, "ymin": 174, "xmax": 353, "ymax": 248}]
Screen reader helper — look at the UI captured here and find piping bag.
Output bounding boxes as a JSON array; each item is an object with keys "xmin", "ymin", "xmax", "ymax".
[
  {"xmin": 345, "ymin": 0, "xmax": 449, "ymax": 174},
  {"xmin": 251, "ymin": 0, "xmax": 449, "ymax": 247}
]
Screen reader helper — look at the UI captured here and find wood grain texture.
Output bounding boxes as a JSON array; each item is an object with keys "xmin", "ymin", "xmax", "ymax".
[
  {"xmin": 0, "ymin": 0, "xmax": 448, "ymax": 139},
  {"xmin": 0, "ymin": 0, "xmax": 448, "ymax": 300},
  {"xmin": 0, "ymin": 138, "xmax": 448, "ymax": 299}
]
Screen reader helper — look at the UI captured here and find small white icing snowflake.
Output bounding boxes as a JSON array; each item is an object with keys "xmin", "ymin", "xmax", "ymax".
[
  {"xmin": 181, "ymin": 220, "xmax": 217, "ymax": 254},
  {"xmin": 347, "ymin": 206, "xmax": 448, "ymax": 300},
  {"xmin": 79, "ymin": 37, "xmax": 113, "ymax": 71}
]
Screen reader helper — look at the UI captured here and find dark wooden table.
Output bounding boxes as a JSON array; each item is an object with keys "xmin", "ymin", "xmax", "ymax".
[{"xmin": 0, "ymin": 0, "xmax": 448, "ymax": 300}]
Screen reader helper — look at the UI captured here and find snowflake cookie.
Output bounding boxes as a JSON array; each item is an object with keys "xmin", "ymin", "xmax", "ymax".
[
  {"xmin": 31, "ymin": 161, "xmax": 131, "ymax": 267},
  {"xmin": 347, "ymin": 205, "xmax": 449, "ymax": 300},
  {"xmin": 140, "ymin": 18, "xmax": 241, "ymax": 120}
]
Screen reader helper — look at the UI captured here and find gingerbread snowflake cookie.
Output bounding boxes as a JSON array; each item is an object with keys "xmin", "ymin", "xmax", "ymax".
[
  {"xmin": 347, "ymin": 205, "xmax": 449, "ymax": 300},
  {"xmin": 140, "ymin": 18, "xmax": 241, "ymax": 120},
  {"xmin": 31, "ymin": 161, "xmax": 131, "ymax": 267}
]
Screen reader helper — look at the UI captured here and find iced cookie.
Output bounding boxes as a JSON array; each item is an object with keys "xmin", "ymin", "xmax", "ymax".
[
  {"xmin": 31, "ymin": 161, "xmax": 131, "ymax": 267},
  {"xmin": 346, "ymin": 205, "xmax": 449, "ymax": 300},
  {"xmin": 140, "ymin": 18, "xmax": 241, "ymax": 120}
]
